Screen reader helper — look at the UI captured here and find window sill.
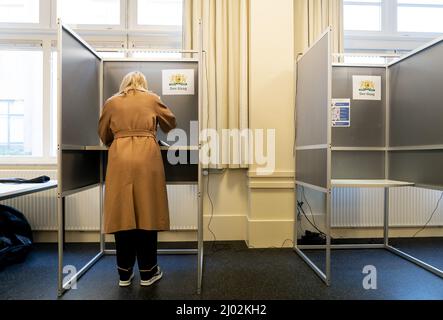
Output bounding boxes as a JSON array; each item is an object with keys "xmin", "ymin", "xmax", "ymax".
[{"xmin": 0, "ymin": 158, "xmax": 57, "ymax": 166}]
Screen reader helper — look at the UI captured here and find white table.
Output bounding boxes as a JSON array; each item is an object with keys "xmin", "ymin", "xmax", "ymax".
[
  {"xmin": 331, "ymin": 179, "xmax": 414, "ymax": 188},
  {"xmin": 0, "ymin": 180, "xmax": 58, "ymax": 201}
]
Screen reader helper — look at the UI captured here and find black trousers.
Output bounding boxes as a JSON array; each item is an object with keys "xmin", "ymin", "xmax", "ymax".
[{"xmin": 114, "ymin": 230, "xmax": 158, "ymax": 277}]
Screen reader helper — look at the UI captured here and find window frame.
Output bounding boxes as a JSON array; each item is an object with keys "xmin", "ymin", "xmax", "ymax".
[
  {"xmin": 0, "ymin": 99, "xmax": 26, "ymax": 155},
  {"xmin": 0, "ymin": 39, "xmax": 55, "ymax": 165},
  {"xmin": 0, "ymin": 0, "xmax": 52, "ymax": 29},
  {"xmin": 55, "ymin": 0, "xmax": 127, "ymax": 31},
  {"xmin": 0, "ymin": 0, "xmax": 185, "ymax": 165},
  {"xmin": 127, "ymin": 0, "xmax": 184, "ymax": 49},
  {"xmin": 344, "ymin": 0, "xmax": 443, "ymax": 52}
]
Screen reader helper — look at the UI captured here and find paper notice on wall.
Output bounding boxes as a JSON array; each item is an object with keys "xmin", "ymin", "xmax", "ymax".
[
  {"xmin": 332, "ymin": 99, "xmax": 351, "ymax": 128},
  {"xmin": 353, "ymin": 75, "xmax": 381, "ymax": 101},
  {"xmin": 162, "ymin": 69, "xmax": 195, "ymax": 95}
]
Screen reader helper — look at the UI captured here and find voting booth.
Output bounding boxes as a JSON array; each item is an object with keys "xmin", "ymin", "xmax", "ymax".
[
  {"xmin": 56, "ymin": 21, "xmax": 204, "ymax": 296},
  {"xmin": 295, "ymin": 28, "xmax": 443, "ymax": 285}
]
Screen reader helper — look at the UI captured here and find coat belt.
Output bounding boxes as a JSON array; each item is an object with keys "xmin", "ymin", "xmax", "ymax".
[{"xmin": 114, "ymin": 130, "xmax": 156, "ymax": 139}]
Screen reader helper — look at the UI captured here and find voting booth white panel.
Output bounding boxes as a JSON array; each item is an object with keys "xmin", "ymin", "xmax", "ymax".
[
  {"xmin": 332, "ymin": 66, "xmax": 386, "ymax": 148},
  {"xmin": 332, "ymin": 151, "xmax": 385, "ymax": 180},
  {"xmin": 295, "ymin": 32, "xmax": 330, "ymax": 147},
  {"xmin": 295, "ymin": 31, "xmax": 331, "ymax": 190},
  {"xmin": 60, "ymin": 27, "xmax": 101, "ymax": 194},
  {"xmin": 389, "ymin": 41, "xmax": 443, "ymax": 147},
  {"xmin": 102, "ymin": 61, "xmax": 199, "ymax": 183},
  {"xmin": 388, "ymin": 38, "xmax": 443, "ymax": 188},
  {"xmin": 331, "ymin": 65, "xmax": 387, "ymax": 180},
  {"xmin": 103, "ymin": 61, "xmax": 199, "ymax": 147},
  {"xmin": 389, "ymin": 151, "xmax": 443, "ymax": 188},
  {"xmin": 296, "ymin": 149, "xmax": 328, "ymax": 188},
  {"xmin": 61, "ymin": 28, "xmax": 101, "ymax": 147}
]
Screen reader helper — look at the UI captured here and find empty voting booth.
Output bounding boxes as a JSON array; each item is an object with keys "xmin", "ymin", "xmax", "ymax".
[
  {"xmin": 295, "ymin": 28, "xmax": 443, "ymax": 285},
  {"xmin": 56, "ymin": 21, "xmax": 204, "ymax": 296}
]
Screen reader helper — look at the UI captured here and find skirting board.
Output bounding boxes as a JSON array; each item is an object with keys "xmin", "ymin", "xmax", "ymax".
[{"xmin": 246, "ymin": 218, "xmax": 295, "ymax": 249}]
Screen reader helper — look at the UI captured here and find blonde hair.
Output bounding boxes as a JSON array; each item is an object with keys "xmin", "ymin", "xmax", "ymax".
[{"xmin": 116, "ymin": 71, "xmax": 148, "ymax": 96}]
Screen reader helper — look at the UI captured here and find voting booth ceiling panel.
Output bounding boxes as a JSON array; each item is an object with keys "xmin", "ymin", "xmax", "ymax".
[
  {"xmin": 389, "ymin": 40, "xmax": 443, "ymax": 147},
  {"xmin": 295, "ymin": 32, "xmax": 330, "ymax": 147},
  {"xmin": 103, "ymin": 61, "xmax": 199, "ymax": 147},
  {"xmin": 332, "ymin": 66, "xmax": 386, "ymax": 148}
]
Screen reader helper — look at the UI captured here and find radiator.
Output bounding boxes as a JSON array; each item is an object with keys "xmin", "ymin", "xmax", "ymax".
[
  {"xmin": 0, "ymin": 170, "xmax": 197, "ymax": 231},
  {"xmin": 332, "ymin": 187, "xmax": 443, "ymax": 228}
]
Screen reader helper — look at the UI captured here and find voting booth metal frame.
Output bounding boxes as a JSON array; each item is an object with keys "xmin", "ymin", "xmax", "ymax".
[
  {"xmin": 56, "ymin": 20, "xmax": 205, "ymax": 296},
  {"xmin": 295, "ymin": 27, "xmax": 443, "ymax": 286}
]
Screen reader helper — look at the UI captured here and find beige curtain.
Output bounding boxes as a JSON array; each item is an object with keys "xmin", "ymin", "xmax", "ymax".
[
  {"xmin": 294, "ymin": 0, "xmax": 344, "ymax": 57},
  {"xmin": 184, "ymin": 0, "xmax": 249, "ymax": 169}
]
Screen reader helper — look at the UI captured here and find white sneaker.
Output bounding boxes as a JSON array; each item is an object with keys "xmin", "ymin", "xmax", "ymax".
[
  {"xmin": 140, "ymin": 267, "xmax": 163, "ymax": 287},
  {"xmin": 119, "ymin": 273, "xmax": 134, "ymax": 287}
]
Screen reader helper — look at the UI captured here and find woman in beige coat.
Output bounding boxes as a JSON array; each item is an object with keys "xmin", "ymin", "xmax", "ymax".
[{"xmin": 98, "ymin": 71, "xmax": 176, "ymax": 287}]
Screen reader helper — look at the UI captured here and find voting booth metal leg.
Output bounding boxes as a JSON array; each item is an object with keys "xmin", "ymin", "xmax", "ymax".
[
  {"xmin": 384, "ymin": 187, "xmax": 443, "ymax": 279},
  {"xmin": 57, "ymin": 192, "xmax": 106, "ymax": 297},
  {"xmin": 296, "ymin": 185, "xmax": 443, "ymax": 286},
  {"xmin": 293, "ymin": 186, "xmax": 331, "ymax": 286},
  {"xmin": 57, "ymin": 195, "xmax": 64, "ymax": 296},
  {"xmin": 197, "ymin": 19, "xmax": 204, "ymax": 296}
]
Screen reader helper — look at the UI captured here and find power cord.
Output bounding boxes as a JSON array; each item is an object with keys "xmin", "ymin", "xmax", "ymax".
[
  {"xmin": 413, "ymin": 192, "xmax": 443, "ymax": 238},
  {"xmin": 300, "ymin": 186, "xmax": 319, "ymax": 230},
  {"xmin": 297, "ymin": 200, "xmax": 326, "ymax": 237}
]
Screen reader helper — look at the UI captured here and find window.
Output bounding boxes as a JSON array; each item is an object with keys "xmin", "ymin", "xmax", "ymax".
[
  {"xmin": 130, "ymin": 51, "xmax": 181, "ymax": 59},
  {"xmin": 137, "ymin": 0, "xmax": 183, "ymax": 27},
  {"xmin": 0, "ymin": 0, "xmax": 39, "ymax": 24},
  {"xmin": 344, "ymin": 0, "xmax": 443, "ymax": 52},
  {"xmin": 0, "ymin": 49, "xmax": 43, "ymax": 157},
  {"xmin": 0, "ymin": 100, "xmax": 26, "ymax": 155},
  {"xmin": 398, "ymin": 0, "xmax": 443, "ymax": 33},
  {"xmin": 0, "ymin": 1, "xmax": 186, "ymax": 164},
  {"xmin": 344, "ymin": 0, "xmax": 382, "ymax": 31},
  {"xmin": 57, "ymin": 0, "xmax": 121, "ymax": 26}
]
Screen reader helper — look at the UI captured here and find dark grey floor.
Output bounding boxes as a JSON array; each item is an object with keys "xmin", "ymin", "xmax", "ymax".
[{"xmin": 0, "ymin": 239, "xmax": 443, "ymax": 300}]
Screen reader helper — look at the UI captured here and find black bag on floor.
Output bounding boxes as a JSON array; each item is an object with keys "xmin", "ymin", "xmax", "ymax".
[{"xmin": 0, "ymin": 204, "xmax": 33, "ymax": 269}]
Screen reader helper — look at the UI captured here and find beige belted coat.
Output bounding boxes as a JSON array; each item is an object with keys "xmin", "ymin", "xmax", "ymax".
[{"xmin": 98, "ymin": 90, "xmax": 176, "ymax": 234}]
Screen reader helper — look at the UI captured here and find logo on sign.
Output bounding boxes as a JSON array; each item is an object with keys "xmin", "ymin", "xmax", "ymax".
[
  {"xmin": 359, "ymin": 80, "xmax": 376, "ymax": 96},
  {"xmin": 169, "ymin": 74, "xmax": 188, "ymax": 87}
]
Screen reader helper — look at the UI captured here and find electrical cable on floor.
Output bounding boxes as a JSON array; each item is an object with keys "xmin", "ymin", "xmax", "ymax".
[
  {"xmin": 413, "ymin": 191, "xmax": 443, "ymax": 238},
  {"xmin": 297, "ymin": 201, "xmax": 326, "ymax": 237},
  {"xmin": 300, "ymin": 186, "xmax": 319, "ymax": 229}
]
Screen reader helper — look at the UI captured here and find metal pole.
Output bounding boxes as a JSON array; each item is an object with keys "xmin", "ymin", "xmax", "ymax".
[
  {"xmin": 383, "ymin": 187, "xmax": 390, "ymax": 247},
  {"xmin": 325, "ymin": 189, "xmax": 332, "ymax": 286},
  {"xmin": 56, "ymin": 19, "xmax": 64, "ymax": 297},
  {"xmin": 196, "ymin": 18, "xmax": 204, "ymax": 295},
  {"xmin": 57, "ymin": 195, "xmax": 65, "ymax": 297},
  {"xmin": 99, "ymin": 153, "xmax": 105, "ymax": 253},
  {"xmin": 294, "ymin": 184, "xmax": 298, "ymax": 250}
]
